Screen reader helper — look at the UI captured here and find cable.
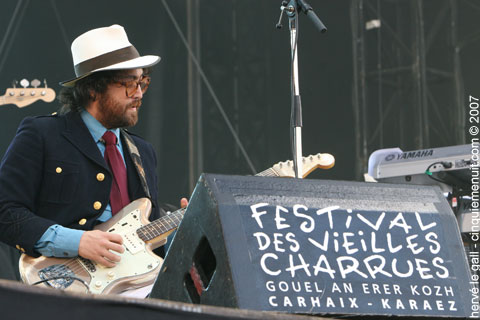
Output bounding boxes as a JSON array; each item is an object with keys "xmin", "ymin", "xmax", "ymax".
[
  {"xmin": 161, "ymin": 0, "xmax": 257, "ymax": 175},
  {"xmin": 425, "ymin": 161, "xmax": 452, "ymax": 185},
  {"xmin": 32, "ymin": 276, "xmax": 90, "ymax": 293}
]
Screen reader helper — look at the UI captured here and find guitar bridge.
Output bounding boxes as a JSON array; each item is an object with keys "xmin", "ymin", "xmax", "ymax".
[
  {"xmin": 79, "ymin": 257, "xmax": 97, "ymax": 273},
  {"xmin": 38, "ymin": 264, "xmax": 75, "ymax": 289}
]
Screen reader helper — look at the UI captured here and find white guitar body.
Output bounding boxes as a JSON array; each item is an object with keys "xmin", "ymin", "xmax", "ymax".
[{"xmin": 20, "ymin": 198, "xmax": 164, "ymax": 294}]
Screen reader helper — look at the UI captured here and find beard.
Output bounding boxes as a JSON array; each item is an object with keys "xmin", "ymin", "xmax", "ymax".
[{"xmin": 97, "ymin": 93, "xmax": 142, "ymax": 129}]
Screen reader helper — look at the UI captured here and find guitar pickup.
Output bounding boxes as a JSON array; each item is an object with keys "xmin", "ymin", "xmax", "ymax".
[{"xmin": 123, "ymin": 232, "xmax": 144, "ymax": 255}]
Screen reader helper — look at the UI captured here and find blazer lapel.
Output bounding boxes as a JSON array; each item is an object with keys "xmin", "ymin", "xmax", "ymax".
[{"xmin": 61, "ymin": 112, "xmax": 109, "ymax": 170}]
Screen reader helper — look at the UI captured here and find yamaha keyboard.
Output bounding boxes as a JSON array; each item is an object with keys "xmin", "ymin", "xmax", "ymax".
[
  {"xmin": 368, "ymin": 144, "xmax": 472, "ymax": 193},
  {"xmin": 367, "ymin": 144, "xmax": 474, "ymax": 234}
]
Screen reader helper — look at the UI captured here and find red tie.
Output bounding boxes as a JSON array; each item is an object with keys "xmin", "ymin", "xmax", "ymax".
[{"xmin": 102, "ymin": 131, "xmax": 130, "ymax": 215}]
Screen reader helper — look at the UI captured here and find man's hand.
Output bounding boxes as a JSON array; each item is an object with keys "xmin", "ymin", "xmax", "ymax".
[
  {"xmin": 78, "ymin": 230, "xmax": 124, "ymax": 268},
  {"xmin": 180, "ymin": 198, "xmax": 188, "ymax": 208}
]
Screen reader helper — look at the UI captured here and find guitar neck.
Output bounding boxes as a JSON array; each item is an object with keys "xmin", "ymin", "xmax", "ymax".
[
  {"xmin": 256, "ymin": 167, "xmax": 279, "ymax": 177},
  {"xmin": 136, "ymin": 207, "xmax": 186, "ymax": 242},
  {"xmin": 0, "ymin": 94, "xmax": 5, "ymax": 106},
  {"xmin": 136, "ymin": 168, "xmax": 275, "ymax": 242},
  {"xmin": 135, "ymin": 153, "xmax": 333, "ymax": 242}
]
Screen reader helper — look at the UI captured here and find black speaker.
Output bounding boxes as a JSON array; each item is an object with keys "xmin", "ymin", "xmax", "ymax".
[{"xmin": 150, "ymin": 174, "xmax": 473, "ymax": 318}]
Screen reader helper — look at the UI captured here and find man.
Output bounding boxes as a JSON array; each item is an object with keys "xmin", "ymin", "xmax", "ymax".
[{"xmin": 0, "ymin": 25, "xmax": 184, "ymax": 269}]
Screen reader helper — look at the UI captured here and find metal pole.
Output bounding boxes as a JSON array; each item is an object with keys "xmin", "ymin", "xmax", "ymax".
[
  {"xmin": 186, "ymin": 0, "xmax": 204, "ymax": 193},
  {"xmin": 450, "ymin": 0, "xmax": 465, "ymax": 144},
  {"xmin": 289, "ymin": 15, "xmax": 303, "ymax": 179},
  {"xmin": 350, "ymin": 0, "xmax": 368, "ymax": 180}
]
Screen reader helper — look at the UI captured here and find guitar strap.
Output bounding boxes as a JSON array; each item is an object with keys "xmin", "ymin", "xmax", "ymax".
[{"xmin": 120, "ymin": 129, "xmax": 151, "ymax": 199}]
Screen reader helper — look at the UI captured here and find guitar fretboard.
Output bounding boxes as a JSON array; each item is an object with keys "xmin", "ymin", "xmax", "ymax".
[
  {"xmin": 134, "ymin": 166, "xmax": 272, "ymax": 242},
  {"xmin": 136, "ymin": 208, "xmax": 186, "ymax": 242},
  {"xmin": 134, "ymin": 155, "xmax": 327, "ymax": 242},
  {"xmin": 257, "ymin": 168, "xmax": 279, "ymax": 177}
]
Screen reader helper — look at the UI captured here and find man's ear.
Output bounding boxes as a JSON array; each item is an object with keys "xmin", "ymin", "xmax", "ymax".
[
  {"xmin": 84, "ymin": 93, "xmax": 98, "ymax": 114},
  {"xmin": 89, "ymin": 89, "xmax": 97, "ymax": 101}
]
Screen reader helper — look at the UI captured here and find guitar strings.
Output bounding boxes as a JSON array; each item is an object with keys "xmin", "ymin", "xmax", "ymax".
[{"xmin": 137, "ymin": 209, "xmax": 185, "ymax": 241}]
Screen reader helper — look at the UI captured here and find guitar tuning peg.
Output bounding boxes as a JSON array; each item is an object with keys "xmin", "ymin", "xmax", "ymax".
[
  {"xmin": 20, "ymin": 79, "xmax": 29, "ymax": 88},
  {"xmin": 43, "ymin": 79, "xmax": 49, "ymax": 88},
  {"xmin": 12, "ymin": 80, "xmax": 18, "ymax": 88},
  {"xmin": 31, "ymin": 79, "xmax": 41, "ymax": 88}
]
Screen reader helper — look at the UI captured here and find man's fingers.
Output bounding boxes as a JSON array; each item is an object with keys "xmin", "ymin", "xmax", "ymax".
[
  {"xmin": 103, "ymin": 249, "xmax": 122, "ymax": 263},
  {"xmin": 106, "ymin": 232, "xmax": 123, "ymax": 245},
  {"xmin": 107, "ymin": 242, "xmax": 125, "ymax": 254},
  {"xmin": 97, "ymin": 256, "xmax": 117, "ymax": 268},
  {"xmin": 78, "ymin": 230, "xmax": 125, "ymax": 267},
  {"xmin": 180, "ymin": 197, "xmax": 188, "ymax": 208}
]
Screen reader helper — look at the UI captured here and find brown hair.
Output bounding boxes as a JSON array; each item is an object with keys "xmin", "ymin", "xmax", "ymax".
[{"xmin": 58, "ymin": 68, "xmax": 151, "ymax": 114}]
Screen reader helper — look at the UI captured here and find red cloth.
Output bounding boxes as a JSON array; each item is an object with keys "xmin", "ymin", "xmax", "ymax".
[{"xmin": 102, "ymin": 131, "xmax": 130, "ymax": 214}]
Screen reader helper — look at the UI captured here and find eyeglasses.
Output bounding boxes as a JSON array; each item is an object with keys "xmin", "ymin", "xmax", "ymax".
[{"xmin": 114, "ymin": 75, "xmax": 151, "ymax": 98}]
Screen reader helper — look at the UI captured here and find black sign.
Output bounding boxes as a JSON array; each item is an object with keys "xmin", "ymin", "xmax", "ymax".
[
  {"xmin": 241, "ymin": 204, "xmax": 461, "ymax": 314},
  {"xmin": 153, "ymin": 174, "xmax": 473, "ymax": 318},
  {"xmin": 210, "ymin": 175, "xmax": 473, "ymax": 317}
]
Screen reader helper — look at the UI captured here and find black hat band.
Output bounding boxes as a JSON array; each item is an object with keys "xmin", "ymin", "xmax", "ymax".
[{"xmin": 74, "ymin": 45, "xmax": 140, "ymax": 77}]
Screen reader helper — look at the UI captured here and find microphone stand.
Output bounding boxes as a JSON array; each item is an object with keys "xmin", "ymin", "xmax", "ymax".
[{"xmin": 277, "ymin": 0, "xmax": 327, "ymax": 178}]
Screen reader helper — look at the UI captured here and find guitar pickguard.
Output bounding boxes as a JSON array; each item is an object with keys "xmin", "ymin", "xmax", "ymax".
[
  {"xmin": 84, "ymin": 208, "xmax": 162, "ymax": 294},
  {"xmin": 116, "ymin": 209, "xmax": 146, "ymax": 254}
]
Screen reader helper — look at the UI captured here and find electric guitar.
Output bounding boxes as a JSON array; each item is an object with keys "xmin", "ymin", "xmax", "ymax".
[
  {"xmin": 19, "ymin": 153, "xmax": 335, "ymax": 294},
  {"xmin": 257, "ymin": 152, "xmax": 335, "ymax": 178},
  {"xmin": 0, "ymin": 79, "xmax": 56, "ymax": 108}
]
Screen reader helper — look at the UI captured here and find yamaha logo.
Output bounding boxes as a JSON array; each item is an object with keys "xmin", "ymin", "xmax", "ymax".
[{"xmin": 385, "ymin": 154, "xmax": 395, "ymax": 161}]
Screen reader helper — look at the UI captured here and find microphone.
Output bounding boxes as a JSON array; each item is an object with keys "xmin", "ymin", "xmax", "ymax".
[{"xmin": 297, "ymin": 0, "xmax": 327, "ymax": 33}]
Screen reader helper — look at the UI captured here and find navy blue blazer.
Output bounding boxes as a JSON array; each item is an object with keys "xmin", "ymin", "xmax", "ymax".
[{"xmin": 0, "ymin": 111, "xmax": 160, "ymax": 257}]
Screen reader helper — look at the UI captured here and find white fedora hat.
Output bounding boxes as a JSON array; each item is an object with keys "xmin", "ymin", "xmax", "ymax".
[{"xmin": 60, "ymin": 24, "xmax": 160, "ymax": 87}]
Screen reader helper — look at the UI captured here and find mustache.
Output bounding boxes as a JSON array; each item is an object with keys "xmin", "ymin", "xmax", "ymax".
[{"xmin": 128, "ymin": 100, "xmax": 142, "ymax": 108}]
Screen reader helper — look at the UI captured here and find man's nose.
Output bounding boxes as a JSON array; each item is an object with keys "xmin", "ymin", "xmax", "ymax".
[{"xmin": 132, "ymin": 83, "xmax": 143, "ymax": 99}]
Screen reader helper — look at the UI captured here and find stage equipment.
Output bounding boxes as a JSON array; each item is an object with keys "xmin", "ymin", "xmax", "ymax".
[
  {"xmin": 150, "ymin": 174, "xmax": 473, "ymax": 318},
  {"xmin": 368, "ymin": 144, "xmax": 471, "ymax": 194},
  {"xmin": 276, "ymin": 0, "xmax": 326, "ymax": 178},
  {"xmin": 0, "ymin": 279, "xmax": 309, "ymax": 320},
  {"xmin": 367, "ymin": 144, "xmax": 474, "ymax": 234}
]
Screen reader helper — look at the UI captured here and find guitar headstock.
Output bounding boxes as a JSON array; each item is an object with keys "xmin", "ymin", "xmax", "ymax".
[
  {"xmin": 271, "ymin": 153, "xmax": 335, "ymax": 178},
  {"xmin": 1, "ymin": 79, "xmax": 56, "ymax": 108}
]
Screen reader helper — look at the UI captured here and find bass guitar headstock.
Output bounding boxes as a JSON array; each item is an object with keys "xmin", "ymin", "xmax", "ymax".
[{"xmin": 1, "ymin": 79, "xmax": 56, "ymax": 108}]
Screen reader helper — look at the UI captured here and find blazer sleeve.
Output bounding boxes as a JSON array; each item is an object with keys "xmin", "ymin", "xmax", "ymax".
[{"xmin": 0, "ymin": 117, "xmax": 57, "ymax": 256}]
